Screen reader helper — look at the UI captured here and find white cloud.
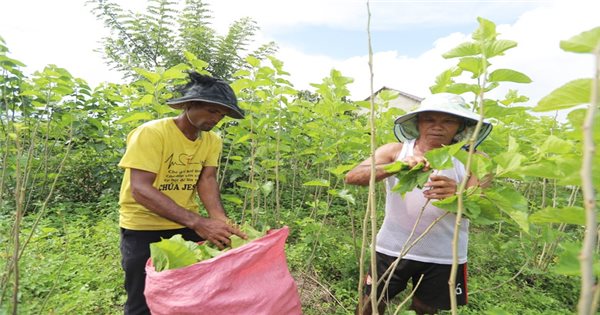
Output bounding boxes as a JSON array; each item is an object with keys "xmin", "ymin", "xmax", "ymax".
[
  {"xmin": 1, "ymin": 0, "xmax": 598, "ymax": 109},
  {"xmin": 0, "ymin": 1, "xmax": 124, "ymax": 86},
  {"xmin": 270, "ymin": 0, "xmax": 600, "ymax": 105},
  {"xmin": 207, "ymin": 0, "xmax": 542, "ymax": 33},
  {"xmin": 207, "ymin": 0, "xmax": 366, "ymax": 33},
  {"xmin": 492, "ymin": 0, "xmax": 599, "ymax": 103}
]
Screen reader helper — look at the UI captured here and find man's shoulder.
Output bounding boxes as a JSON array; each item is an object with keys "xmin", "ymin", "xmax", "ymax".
[
  {"xmin": 380, "ymin": 142, "xmax": 404, "ymax": 152},
  {"xmin": 377, "ymin": 142, "xmax": 404, "ymax": 162},
  {"xmin": 129, "ymin": 118, "xmax": 171, "ymax": 134},
  {"xmin": 140, "ymin": 117, "xmax": 172, "ymax": 129}
]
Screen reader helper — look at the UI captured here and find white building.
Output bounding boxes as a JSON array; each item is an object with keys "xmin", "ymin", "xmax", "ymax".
[{"xmin": 361, "ymin": 86, "xmax": 423, "ymax": 114}]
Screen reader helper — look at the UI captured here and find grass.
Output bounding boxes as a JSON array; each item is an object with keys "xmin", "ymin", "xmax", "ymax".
[{"xmin": 0, "ymin": 201, "xmax": 581, "ymax": 314}]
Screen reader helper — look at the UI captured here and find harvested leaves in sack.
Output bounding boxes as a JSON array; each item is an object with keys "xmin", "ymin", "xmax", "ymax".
[{"xmin": 150, "ymin": 223, "xmax": 268, "ymax": 272}]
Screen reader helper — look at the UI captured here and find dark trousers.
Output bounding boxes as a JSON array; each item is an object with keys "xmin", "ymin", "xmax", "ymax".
[{"xmin": 120, "ymin": 227, "xmax": 202, "ymax": 315}]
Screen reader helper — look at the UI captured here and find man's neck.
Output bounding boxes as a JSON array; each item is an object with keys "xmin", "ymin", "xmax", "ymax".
[
  {"xmin": 414, "ymin": 139, "xmax": 443, "ymax": 155},
  {"xmin": 174, "ymin": 115, "xmax": 200, "ymax": 141}
]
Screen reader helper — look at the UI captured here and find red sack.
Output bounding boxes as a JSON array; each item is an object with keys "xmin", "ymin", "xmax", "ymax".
[{"xmin": 144, "ymin": 226, "xmax": 302, "ymax": 315}]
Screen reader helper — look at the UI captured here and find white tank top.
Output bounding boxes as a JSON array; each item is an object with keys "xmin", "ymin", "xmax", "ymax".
[{"xmin": 376, "ymin": 139, "xmax": 469, "ymax": 264}]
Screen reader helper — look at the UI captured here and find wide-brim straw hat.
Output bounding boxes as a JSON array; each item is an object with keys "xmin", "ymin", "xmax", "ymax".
[
  {"xmin": 393, "ymin": 93, "xmax": 492, "ymax": 148},
  {"xmin": 167, "ymin": 73, "xmax": 245, "ymax": 119}
]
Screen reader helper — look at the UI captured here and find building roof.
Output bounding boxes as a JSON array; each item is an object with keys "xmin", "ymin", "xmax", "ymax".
[{"xmin": 364, "ymin": 86, "xmax": 423, "ymax": 102}]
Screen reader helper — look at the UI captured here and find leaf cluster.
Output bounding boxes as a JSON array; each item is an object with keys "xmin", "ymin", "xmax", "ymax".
[
  {"xmin": 88, "ymin": 0, "xmax": 277, "ymax": 80},
  {"xmin": 150, "ymin": 223, "xmax": 267, "ymax": 271},
  {"xmin": 431, "ymin": 17, "xmax": 531, "ymax": 100},
  {"xmin": 386, "ymin": 162, "xmax": 432, "ymax": 197}
]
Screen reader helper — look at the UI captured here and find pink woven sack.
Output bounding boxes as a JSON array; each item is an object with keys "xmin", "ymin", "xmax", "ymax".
[{"xmin": 144, "ymin": 226, "xmax": 302, "ymax": 315}]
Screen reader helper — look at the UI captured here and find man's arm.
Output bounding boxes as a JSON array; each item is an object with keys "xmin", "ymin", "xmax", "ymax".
[
  {"xmin": 129, "ymin": 168, "xmax": 244, "ymax": 249},
  {"xmin": 196, "ymin": 166, "xmax": 228, "ymax": 222},
  {"xmin": 422, "ymin": 151, "xmax": 492, "ymax": 200},
  {"xmin": 344, "ymin": 143, "xmax": 404, "ymax": 186}
]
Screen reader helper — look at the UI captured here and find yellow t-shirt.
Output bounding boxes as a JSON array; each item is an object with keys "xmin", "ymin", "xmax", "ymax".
[{"xmin": 118, "ymin": 117, "xmax": 222, "ymax": 230}]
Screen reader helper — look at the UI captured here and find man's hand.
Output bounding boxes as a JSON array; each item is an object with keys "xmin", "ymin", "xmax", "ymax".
[
  {"xmin": 192, "ymin": 218, "xmax": 247, "ymax": 249},
  {"xmin": 403, "ymin": 156, "xmax": 431, "ymax": 171},
  {"xmin": 423, "ymin": 175, "xmax": 456, "ymax": 200}
]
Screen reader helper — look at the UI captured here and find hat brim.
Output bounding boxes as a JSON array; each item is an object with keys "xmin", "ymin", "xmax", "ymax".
[
  {"xmin": 393, "ymin": 109, "xmax": 492, "ymax": 149},
  {"xmin": 394, "ymin": 107, "xmax": 484, "ymax": 125},
  {"xmin": 167, "ymin": 97, "xmax": 245, "ymax": 119}
]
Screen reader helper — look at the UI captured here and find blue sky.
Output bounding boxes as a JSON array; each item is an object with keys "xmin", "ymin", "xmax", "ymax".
[
  {"xmin": 277, "ymin": 25, "xmax": 491, "ymax": 59},
  {"xmin": 270, "ymin": 2, "xmax": 541, "ymax": 59},
  {"xmin": 273, "ymin": 26, "xmax": 458, "ymax": 59},
  {"xmin": 0, "ymin": 0, "xmax": 598, "ymax": 104}
]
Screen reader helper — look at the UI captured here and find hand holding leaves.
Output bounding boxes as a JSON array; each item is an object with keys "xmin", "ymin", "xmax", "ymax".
[{"xmin": 385, "ymin": 161, "xmax": 433, "ymax": 197}]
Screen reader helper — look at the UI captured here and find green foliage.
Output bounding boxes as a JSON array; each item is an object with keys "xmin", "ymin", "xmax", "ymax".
[
  {"xmin": 389, "ymin": 162, "xmax": 433, "ymax": 197},
  {"xmin": 461, "ymin": 229, "xmax": 579, "ymax": 315},
  {"xmin": 529, "ymin": 206, "xmax": 586, "ymax": 225},
  {"xmin": 534, "ymin": 78, "xmax": 592, "ymax": 112},
  {"xmin": 425, "ymin": 141, "xmax": 466, "ymax": 169},
  {"xmin": 552, "ymin": 242, "xmax": 600, "ymax": 276},
  {"xmin": 1, "ymin": 16, "xmax": 598, "ymax": 315},
  {"xmin": 559, "ymin": 26, "xmax": 600, "ymax": 53},
  {"xmin": 89, "ymin": 0, "xmax": 277, "ymax": 80},
  {"xmin": 433, "ymin": 188, "xmax": 499, "ymax": 225},
  {"xmin": 0, "ymin": 205, "xmax": 123, "ymax": 314},
  {"xmin": 150, "ymin": 224, "xmax": 266, "ymax": 271},
  {"xmin": 151, "ymin": 235, "xmax": 208, "ymax": 271},
  {"xmin": 432, "ymin": 16, "xmax": 529, "ymax": 99},
  {"xmin": 484, "ymin": 185, "xmax": 530, "ymax": 232},
  {"xmin": 488, "ymin": 69, "xmax": 532, "ymax": 83},
  {"xmin": 384, "ymin": 140, "xmax": 469, "ymax": 198}
]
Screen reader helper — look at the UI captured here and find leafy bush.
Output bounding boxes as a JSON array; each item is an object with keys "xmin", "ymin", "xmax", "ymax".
[{"xmin": 0, "ymin": 205, "xmax": 123, "ymax": 314}]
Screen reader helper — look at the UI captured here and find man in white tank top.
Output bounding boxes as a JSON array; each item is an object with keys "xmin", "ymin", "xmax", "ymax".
[{"xmin": 345, "ymin": 93, "xmax": 493, "ymax": 315}]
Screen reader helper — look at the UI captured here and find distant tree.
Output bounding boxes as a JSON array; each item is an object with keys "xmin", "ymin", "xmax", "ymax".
[
  {"xmin": 89, "ymin": 0, "xmax": 278, "ymax": 80},
  {"xmin": 295, "ymin": 89, "xmax": 321, "ymax": 103}
]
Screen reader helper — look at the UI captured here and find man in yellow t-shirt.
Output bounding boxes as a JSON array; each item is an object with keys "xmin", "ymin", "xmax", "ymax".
[{"xmin": 118, "ymin": 72, "xmax": 247, "ymax": 315}]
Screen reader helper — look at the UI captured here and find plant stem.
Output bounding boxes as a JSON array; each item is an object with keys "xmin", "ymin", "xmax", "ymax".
[
  {"xmin": 541, "ymin": 178, "xmax": 547, "ymax": 209},
  {"xmin": 577, "ymin": 41, "xmax": 599, "ymax": 315},
  {"xmin": 377, "ymin": 200, "xmax": 432, "ymax": 305},
  {"xmin": 392, "ymin": 275, "xmax": 424, "ymax": 315},
  {"xmin": 11, "ymin": 134, "xmax": 23, "ymax": 315},
  {"xmin": 275, "ymin": 98, "xmax": 282, "ymax": 223},
  {"xmin": 450, "ymin": 67, "xmax": 488, "ymax": 314},
  {"xmin": 219, "ymin": 132, "xmax": 234, "ymax": 189},
  {"xmin": 357, "ymin": 191, "xmax": 371, "ymax": 315},
  {"xmin": 366, "ymin": 1, "xmax": 379, "ymax": 313}
]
